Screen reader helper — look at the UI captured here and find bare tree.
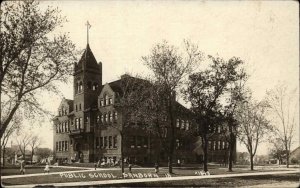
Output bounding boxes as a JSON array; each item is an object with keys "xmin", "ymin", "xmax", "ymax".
[
  {"xmin": 143, "ymin": 40, "xmax": 202, "ymax": 173},
  {"xmin": 29, "ymin": 135, "xmax": 41, "ymax": 164},
  {"xmin": 103, "ymin": 74, "xmax": 150, "ymax": 176},
  {"xmin": 236, "ymin": 100, "xmax": 271, "ymax": 170},
  {"xmin": 0, "ymin": 112, "xmax": 21, "ymax": 166},
  {"xmin": 0, "ymin": 0, "xmax": 77, "ymax": 138},
  {"xmin": 266, "ymin": 84, "xmax": 297, "ymax": 168},
  {"xmin": 16, "ymin": 132, "xmax": 32, "ymax": 161}
]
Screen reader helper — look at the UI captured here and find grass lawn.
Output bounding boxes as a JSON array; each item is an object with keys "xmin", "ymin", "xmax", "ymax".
[
  {"xmin": 105, "ymin": 173, "xmax": 300, "ymax": 187},
  {"xmin": 1, "ymin": 166, "xmax": 88, "ymax": 176},
  {"xmin": 1, "ymin": 166, "xmax": 297, "ymax": 186}
]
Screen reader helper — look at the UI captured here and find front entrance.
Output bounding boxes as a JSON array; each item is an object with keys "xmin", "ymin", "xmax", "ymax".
[{"xmin": 74, "ymin": 142, "xmax": 83, "ymax": 163}]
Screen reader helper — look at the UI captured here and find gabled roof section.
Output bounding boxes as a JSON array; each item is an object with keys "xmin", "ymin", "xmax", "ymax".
[{"xmin": 76, "ymin": 44, "xmax": 99, "ymax": 70}]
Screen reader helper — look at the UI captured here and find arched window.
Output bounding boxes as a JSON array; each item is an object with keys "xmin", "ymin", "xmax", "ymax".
[
  {"xmin": 79, "ymin": 81, "xmax": 83, "ymax": 92},
  {"xmin": 105, "ymin": 95, "xmax": 109, "ymax": 105}
]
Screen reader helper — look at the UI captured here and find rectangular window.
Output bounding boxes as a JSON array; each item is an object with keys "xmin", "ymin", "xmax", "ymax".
[
  {"xmin": 66, "ymin": 141, "xmax": 68, "ymax": 151},
  {"xmin": 56, "ymin": 142, "xmax": 58, "ymax": 151},
  {"xmin": 65, "ymin": 122, "xmax": 67, "ymax": 132},
  {"xmin": 58, "ymin": 141, "xmax": 61, "ymax": 151},
  {"xmin": 85, "ymin": 116, "xmax": 89, "ymax": 123},
  {"xmin": 79, "ymin": 118, "xmax": 83, "ymax": 129},
  {"xmin": 130, "ymin": 136, "xmax": 135, "ymax": 148},
  {"xmin": 62, "ymin": 141, "xmax": 65, "ymax": 151},
  {"xmin": 114, "ymin": 112, "xmax": 118, "ymax": 121},
  {"xmin": 75, "ymin": 105, "xmax": 78, "ymax": 112},
  {"xmin": 96, "ymin": 137, "xmax": 99, "ymax": 148},
  {"xmin": 59, "ymin": 124, "xmax": 61, "ymax": 133},
  {"xmin": 97, "ymin": 115, "xmax": 100, "ymax": 123},
  {"xmin": 213, "ymin": 141, "xmax": 216, "ymax": 150},
  {"xmin": 113, "ymin": 135, "xmax": 117, "ymax": 148},
  {"xmin": 101, "ymin": 115, "xmax": 104, "ymax": 122},
  {"xmin": 105, "ymin": 114, "xmax": 108, "ymax": 122},
  {"xmin": 79, "ymin": 103, "xmax": 82, "ymax": 111},
  {"xmin": 220, "ymin": 141, "xmax": 223, "ymax": 150},
  {"xmin": 223, "ymin": 141, "xmax": 225, "ymax": 149},
  {"xmin": 109, "ymin": 136, "xmax": 112, "ymax": 148},
  {"xmin": 109, "ymin": 98, "xmax": 113, "ymax": 104},
  {"xmin": 100, "ymin": 100, "xmax": 104, "ymax": 106},
  {"xmin": 109, "ymin": 113, "xmax": 113, "ymax": 122},
  {"xmin": 181, "ymin": 120, "xmax": 185, "ymax": 129},
  {"xmin": 176, "ymin": 119, "xmax": 180, "ymax": 128},
  {"xmin": 208, "ymin": 141, "xmax": 211, "ymax": 150},
  {"xmin": 143, "ymin": 137, "xmax": 148, "ymax": 148},
  {"xmin": 100, "ymin": 137, "xmax": 103, "ymax": 148},
  {"xmin": 104, "ymin": 137, "xmax": 107, "ymax": 148}
]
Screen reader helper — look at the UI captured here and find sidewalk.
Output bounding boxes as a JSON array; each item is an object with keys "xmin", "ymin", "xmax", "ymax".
[{"xmin": 3, "ymin": 169, "xmax": 299, "ymax": 188}]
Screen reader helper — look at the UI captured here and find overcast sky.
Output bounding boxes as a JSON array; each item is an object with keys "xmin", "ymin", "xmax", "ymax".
[{"xmin": 18, "ymin": 1, "xmax": 299, "ymax": 155}]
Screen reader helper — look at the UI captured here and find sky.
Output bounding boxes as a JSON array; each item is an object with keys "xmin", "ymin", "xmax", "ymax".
[{"xmin": 14, "ymin": 1, "xmax": 299, "ymax": 155}]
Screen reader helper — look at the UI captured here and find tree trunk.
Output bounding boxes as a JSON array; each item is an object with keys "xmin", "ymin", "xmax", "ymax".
[
  {"xmin": 2, "ymin": 148, "xmax": 6, "ymax": 167},
  {"xmin": 286, "ymin": 152, "xmax": 289, "ymax": 168},
  {"xmin": 228, "ymin": 132, "xmax": 235, "ymax": 172},
  {"xmin": 120, "ymin": 133, "xmax": 124, "ymax": 177},
  {"xmin": 250, "ymin": 154, "xmax": 254, "ymax": 170},
  {"xmin": 202, "ymin": 135, "xmax": 208, "ymax": 172}
]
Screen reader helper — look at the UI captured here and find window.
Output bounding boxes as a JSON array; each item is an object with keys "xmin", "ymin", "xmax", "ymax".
[
  {"xmin": 62, "ymin": 141, "xmax": 65, "ymax": 151},
  {"xmin": 109, "ymin": 113, "xmax": 113, "ymax": 122},
  {"xmin": 109, "ymin": 136, "xmax": 112, "ymax": 148},
  {"xmin": 105, "ymin": 114, "xmax": 108, "ymax": 122},
  {"xmin": 113, "ymin": 136, "xmax": 117, "ymax": 148},
  {"xmin": 85, "ymin": 116, "xmax": 89, "ymax": 123},
  {"xmin": 114, "ymin": 112, "xmax": 118, "ymax": 121},
  {"xmin": 213, "ymin": 141, "xmax": 216, "ymax": 150},
  {"xmin": 96, "ymin": 115, "xmax": 100, "ymax": 123},
  {"xmin": 64, "ymin": 122, "xmax": 68, "ymax": 132},
  {"xmin": 104, "ymin": 137, "xmax": 107, "ymax": 148},
  {"xmin": 176, "ymin": 119, "xmax": 180, "ymax": 128},
  {"xmin": 220, "ymin": 141, "xmax": 223, "ymax": 150},
  {"xmin": 96, "ymin": 137, "xmax": 99, "ymax": 148},
  {"xmin": 56, "ymin": 142, "xmax": 58, "ymax": 151},
  {"xmin": 75, "ymin": 83, "xmax": 79, "ymax": 94},
  {"xmin": 101, "ymin": 114, "xmax": 104, "ymax": 122},
  {"xmin": 130, "ymin": 136, "xmax": 135, "ymax": 148},
  {"xmin": 185, "ymin": 121, "xmax": 189, "ymax": 130},
  {"xmin": 58, "ymin": 124, "xmax": 61, "ymax": 133},
  {"xmin": 176, "ymin": 139, "xmax": 180, "ymax": 149},
  {"xmin": 100, "ymin": 137, "xmax": 103, "ymax": 148},
  {"xmin": 208, "ymin": 141, "xmax": 211, "ymax": 150},
  {"xmin": 100, "ymin": 100, "xmax": 104, "ymax": 106},
  {"xmin": 143, "ymin": 137, "xmax": 148, "ymax": 148},
  {"xmin": 59, "ymin": 110, "xmax": 61, "ymax": 116},
  {"xmin": 75, "ymin": 104, "xmax": 78, "ymax": 112},
  {"xmin": 105, "ymin": 95, "xmax": 109, "ymax": 105},
  {"xmin": 79, "ymin": 103, "xmax": 81, "ymax": 111},
  {"xmin": 93, "ymin": 83, "xmax": 98, "ymax": 90},
  {"xmin": 65, "ymin": 141, "xmax": 68, "ymax": 151},
  {"xmin": 79, "ymin": 118, "xmax": 83, "ymax": 129},
  {"xmin": 64, "ymin": 108, "xmax": 67, "ymax": 115},
  {"xmin": 59, "ymin": 141, "xmax": 61, "ymax": 151},
  {"xmin": 79, "ymin": 82, "xmax": 83, "ymax": 92},
  {"xmin": 87, "ymin": 81, "xmax": 92, "ymax": 90},
  {"xmin": 222, "ymin": 141, "xmax": 225, "ymax": 149},
  {"xmin": 75, "ymin": 118, "xmax": 79, "ymax": 129},
  {"xmin": 109, "ymin": 98, "xmax": 113, "ymax": 105},
  {"xmin": 181, "ymin": 120, "xmax": 185, "ymax": 129}
]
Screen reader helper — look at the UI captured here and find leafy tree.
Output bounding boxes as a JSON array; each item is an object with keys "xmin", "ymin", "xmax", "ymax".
[
  {"xmin": 184, "ymin": 56, "xmax": 245, "ymax": 172},
  {"xmin": 268, "ymin": 137, "xmax": 285, "ymax": 165},
  {"xmin": 35, "ymin": 147, "xmax": 52, "ymax": 162},
  {"xmin": 143, "ymin": 40, "xmax": 202, "ymax": 173},
  {"xmin": 0, "ymin": 0, "xmax": 76, "ymax": 138},
  {"xmin": 236, "ymin": 99, "xmax": 271, "ymax": 170},
  {"xmin": 266, "ymin": 84, "xmax": 297, "ymax": 168}
]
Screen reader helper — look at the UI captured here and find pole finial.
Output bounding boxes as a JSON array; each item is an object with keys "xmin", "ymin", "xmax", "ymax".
[{"xmin": 85, "ymin": 21, "xmax": 91, "ymax": 44}]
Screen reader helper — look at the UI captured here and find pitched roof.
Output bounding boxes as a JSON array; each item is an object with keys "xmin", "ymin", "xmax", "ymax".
[{"xmin": 76, "ymin": 44, "xmax": 99, "ymax": 70}]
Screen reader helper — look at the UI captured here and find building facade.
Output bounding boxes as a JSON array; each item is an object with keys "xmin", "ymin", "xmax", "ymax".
[{"xmin": 53, "ymin": 44, "xmax": 232, "ymax": 165}]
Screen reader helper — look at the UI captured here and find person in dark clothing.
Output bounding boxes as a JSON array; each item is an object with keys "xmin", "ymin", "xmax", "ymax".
[{"xmin": 154, "ymin": 163, "xmax": 159, "ymax": 173}]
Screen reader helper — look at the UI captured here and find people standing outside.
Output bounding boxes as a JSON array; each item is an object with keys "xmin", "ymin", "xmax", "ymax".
[
  {"xmin": 44, "ymin": 162, "xmax": 50, "ymax": 174},
  {"xmin": 154, "ymin": 163, "xmax": 159, "ymax": 173},
  {"xmin": 128, "ymin": 163, "xmax": 132, "ymax": 173},
  {"xmin": 20, "ymin": 161, "xmax": 25, "ymax": 175}
]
